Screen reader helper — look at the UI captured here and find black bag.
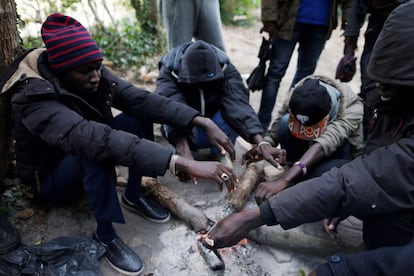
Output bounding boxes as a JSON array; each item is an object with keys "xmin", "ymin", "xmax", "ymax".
[
  {"xmin": 0, "ymin": 236, "xmax": 106, "ymax": 275},
  {"xmin": 246, "ymin": 36, "xmax": 272, "ymax": 92}
]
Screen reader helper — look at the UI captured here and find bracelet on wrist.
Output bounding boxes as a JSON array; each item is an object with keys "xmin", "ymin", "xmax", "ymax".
[
  {"xmin": 294, "ymin": 161, "xmax": 307, "ymax": 175},
  {"xmin": 169, "ymin": 154, "xmax": 179, "ymax": 176},
  {"xmin": 257, "ymin": 141, "xmax": 272, "ymax": 154}
]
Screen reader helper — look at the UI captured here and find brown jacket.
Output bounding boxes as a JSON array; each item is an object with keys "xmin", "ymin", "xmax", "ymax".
[{"xmin": 261, "ymin": 0, "xmax": 348, "ymax": 40}]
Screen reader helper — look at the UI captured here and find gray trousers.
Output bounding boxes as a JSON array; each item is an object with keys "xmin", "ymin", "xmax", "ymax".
[{"xmin": 158, "ymin": 0, "xmax": 226, "ymax": 51}]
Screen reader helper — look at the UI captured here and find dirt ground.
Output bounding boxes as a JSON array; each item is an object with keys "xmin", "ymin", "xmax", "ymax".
[{"xmin": 2, "ymin": 9, "xmax": 367, "ymax": 276}]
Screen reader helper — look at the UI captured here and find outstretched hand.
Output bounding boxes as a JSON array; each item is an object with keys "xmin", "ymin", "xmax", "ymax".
[
  {"xmin": 176, "ymin": 157, "xmax": 237, "ymax": 192},
  {"xmin": 255, "ymin": 178, "xmax": 289, "ymax": 205},
  {"xmin": 242, "ymin": 143, "xmax": 286, "ymax": 169},
  {"xmin": 192, "ymin": 116, "xmax": 235, "ymax": 161},
  {"xmin": 204, "ymin": 122, "xmax": 235, "ymax": 161},
  {"xmin": 323, "ymin": 217, "xmax": 343, "ymax": 240},
  {"xmin": 199, "ymin": 208, "xmax": 264, "ymax": 249}
]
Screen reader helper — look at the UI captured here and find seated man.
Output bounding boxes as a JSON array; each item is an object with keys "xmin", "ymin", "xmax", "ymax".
[
  {"xmin": 200, "ymin": 0, "xmax": 414, "ymax": 254},
  {"xmin": 0, "ymin": 14, "xmax": 241, "ymax": 276},
  {"xmin": 244, "ymin": 76, "xmax": 363, "ymax": 205},
  {"xmin": 156, "ymin": 40, "xmax": 284, "ymax": 179}
]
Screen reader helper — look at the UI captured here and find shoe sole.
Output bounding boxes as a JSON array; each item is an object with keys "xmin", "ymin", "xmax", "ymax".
[
  {"xmin": 104, "ymin": 255, "xmax": 145, "ymax": 276},
  {"xmin": 121, "ymin": 201, "xmax": 171, "ymax": 224}
]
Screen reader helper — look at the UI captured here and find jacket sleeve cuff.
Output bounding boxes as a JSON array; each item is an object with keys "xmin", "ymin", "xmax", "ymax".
[
  {"xmin": 259, "ymin": 201, "xmax": 278, "ymax": 226},
  {"xmin": 316, "ymin": 254, "xmax": 352, "ymax": 276}
]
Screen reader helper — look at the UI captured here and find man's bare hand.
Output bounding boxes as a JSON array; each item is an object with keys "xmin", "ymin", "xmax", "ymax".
[
  {"xmin": 199, "ymin": 209, "xmax": 264, "ymax": 249},
  {"xmin": 175, "ymin": 157, "xmax": 237, "ymax": 192},
  {"xmin": 255, "ymin": 178, "xmax": 289, "ymax": 205},
  {"xmin": 323, "ymin": 217, "xmax": 342, "ymax": 240},
  {"xmin": 262, "ymin": 21, "xmax": 277, "ymax": 38},
  {"xmin": 242, "ymin": 144, "xmax": 286, "ymax": 169},
  {"xmin": 192, "ymin": 116, "xmax": 235, "ymax": 161}
]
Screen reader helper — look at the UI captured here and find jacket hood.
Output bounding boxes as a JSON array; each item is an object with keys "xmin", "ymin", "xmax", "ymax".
[
  {"xmin": 1, "ymin": 48, "xmax": 45, "ymax": 95},
  {"xmin": 367, "ymin": 0, "xmax": 414, "ymax": 87},
  {"xmin": 159, "ymin": 41, "xmax": 229, "ymax": 82},
  {"xmin": 178, "ymin": 40, "xmax": 224, "ymax": 83}
]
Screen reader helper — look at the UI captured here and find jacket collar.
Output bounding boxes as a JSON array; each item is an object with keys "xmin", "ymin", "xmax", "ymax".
[{"xmin": 1, "ymin": 48, "xmax": 45, "ymax": 95}]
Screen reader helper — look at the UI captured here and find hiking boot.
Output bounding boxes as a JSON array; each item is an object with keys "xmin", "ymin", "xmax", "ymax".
[
  {"xmin": 122, "ymin": 194, "xmax": 171, "ymax": 223},
  {"xmin": 93, "ymin": 232, "xmax": 144, "ymax": 275},
  {"xmin": 0, "ymin": 214, "xmax": 21, "ymax": 254}
]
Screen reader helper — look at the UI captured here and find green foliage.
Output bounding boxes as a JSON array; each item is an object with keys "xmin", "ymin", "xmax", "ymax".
[
  {"xmin": 23, "ymin": 36, "xmax": 43, "ymax": 50},
  {"xmin": 22, "ymin": 19, "xmax": 166, "ymax": 70},
  {"xmin": 17, "ymin": 0, "xmax": 81, "ymax": 25},
  {"xmin": 220, "ymin": 0, "xmax": 260, "ymax": 26},
  {"xmin": 130, "ymin": 0, "xmax": 159, "ymax": 35},
  {"xmin": 91, "ymin": 19, "xmax": 166, "ymax": 69}
]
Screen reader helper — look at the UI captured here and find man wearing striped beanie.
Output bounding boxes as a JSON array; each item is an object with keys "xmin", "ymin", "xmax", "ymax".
[{"xmin": 0, "ymin": 13, "xmax": 242, "ymax": 275}]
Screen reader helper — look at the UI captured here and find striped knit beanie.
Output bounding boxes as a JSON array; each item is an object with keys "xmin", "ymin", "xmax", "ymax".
[{"xmin": 41, "ymin": 13, "xmax": 103, "ymax": 72}]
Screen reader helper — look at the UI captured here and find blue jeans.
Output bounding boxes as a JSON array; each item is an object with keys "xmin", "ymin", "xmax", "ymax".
[
  {"xmin": 39, "ymin": 113, "xmax": 153, "ymax": 223},
  {"xmin": 258, "ymin": 23, "xmax": 328, "ymax": 130}
]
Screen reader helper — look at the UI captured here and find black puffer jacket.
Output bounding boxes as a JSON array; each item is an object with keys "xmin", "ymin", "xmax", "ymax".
[
  {"xmin": 0, "ymin": 49, "xmax": 199, "ymax": 191},
  {"xmin": 155, "ymin": 42, "xmax": 263, "ymax": 145},
  {"xmin": 260, "ymin": 0, "xmax": 414, "ymax": 229}
]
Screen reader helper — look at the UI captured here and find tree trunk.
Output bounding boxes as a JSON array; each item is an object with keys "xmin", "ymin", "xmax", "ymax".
[
  {"xmin": 130, "ymin": 0, "xmax": 159, "ymax": 35},
  {"xmin": 0, "ymin": 0, "xmax": 22, "ymax": 179}
]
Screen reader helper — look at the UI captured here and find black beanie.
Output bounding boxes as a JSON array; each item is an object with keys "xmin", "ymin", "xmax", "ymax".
[{"xmin": 178, "ymin": 40, "xmax": 224, "ymax": 83}]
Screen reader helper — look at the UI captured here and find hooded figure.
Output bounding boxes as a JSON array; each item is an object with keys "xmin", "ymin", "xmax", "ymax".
[{"xmin": 156, "ymin": 40, "xmax": 271, "ymax": 174}]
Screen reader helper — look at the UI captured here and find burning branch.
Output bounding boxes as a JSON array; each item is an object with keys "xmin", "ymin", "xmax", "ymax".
[{"xmin": 141, "ymin": 177, "xmax": 225, "ymax": 271}]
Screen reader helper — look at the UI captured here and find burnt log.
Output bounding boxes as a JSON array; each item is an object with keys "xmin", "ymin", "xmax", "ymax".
[
  {"xmin": 141, "ymin": 176, "xmax": 224, "ymax": 270},
  {"xmin": 141, "ymin": 176, "xmax": 209, "ymax": 232},
  {"xmin": 247, "ymin": 226, "xmax": 364, "ymax": 257},
  {"xmin": 226, "ymin": 161, "xmax": 264, "ymax": 212}
]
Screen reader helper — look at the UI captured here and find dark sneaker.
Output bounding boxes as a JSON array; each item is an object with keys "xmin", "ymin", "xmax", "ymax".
[
  {"xmin": 93, "ymin": 232, "xmax": 144, "ymax": 275},
  {"xmin": 0, "ymin": 214, "xmax": 20, "ymax": 254},
  {"xmin": 122, "ymin": 194, "xmax": 171, "ymax": 223}
]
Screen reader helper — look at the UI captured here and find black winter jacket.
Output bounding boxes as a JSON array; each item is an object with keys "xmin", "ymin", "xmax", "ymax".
[
  {"xmin": 155, "ymin": 42, "xmax": 263, "ymax": 145},
  {"xmin": 0, "ymin": 49, "xmax": 199, "ymax": 191}
]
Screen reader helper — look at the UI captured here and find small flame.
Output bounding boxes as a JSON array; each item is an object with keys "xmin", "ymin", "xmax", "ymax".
[{"xmin": 238, "ymin": 238, "xmax": 250, "ymax": 246}]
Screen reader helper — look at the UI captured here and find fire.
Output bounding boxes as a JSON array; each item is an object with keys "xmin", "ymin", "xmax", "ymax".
[{"xmin": 238, "ymin": 238, "xmax": 250, "ymax": 246}]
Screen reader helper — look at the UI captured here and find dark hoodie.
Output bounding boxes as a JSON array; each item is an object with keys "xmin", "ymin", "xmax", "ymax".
[{"xmin": 156, "ymin": 41, "xmax": 263, "ymax": 145}]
